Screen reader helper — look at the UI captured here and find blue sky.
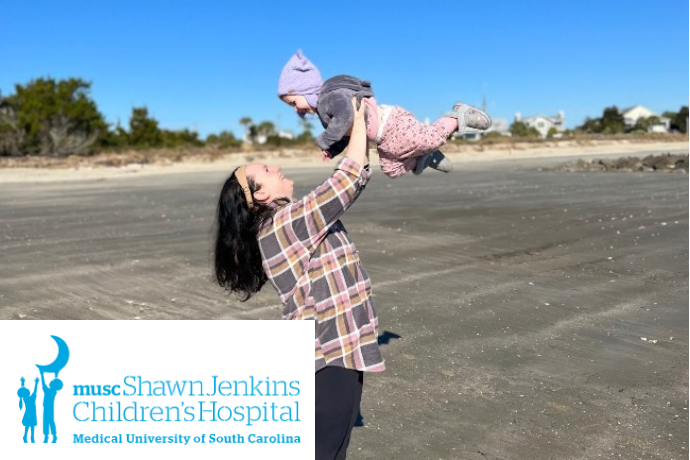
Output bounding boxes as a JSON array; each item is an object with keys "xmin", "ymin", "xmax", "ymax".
[{"xmin": 2, "ymin": 0, "xmax": 688, "ymax": 138}]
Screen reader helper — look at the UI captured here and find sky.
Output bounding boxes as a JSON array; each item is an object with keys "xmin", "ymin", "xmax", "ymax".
[{"xmin": 2, "ymin": 0, "xmax": 688, "ymax": 138}]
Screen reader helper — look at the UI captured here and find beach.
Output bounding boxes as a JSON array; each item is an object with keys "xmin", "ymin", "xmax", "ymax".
[{"xmin": 1, "ymin": 139, "xmax": 687, "ymax": 458}]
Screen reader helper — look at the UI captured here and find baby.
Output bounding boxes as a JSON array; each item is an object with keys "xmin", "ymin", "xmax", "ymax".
[{"xmin": 278, "ymin": 50, "xmax": 492, "ymax": 177}]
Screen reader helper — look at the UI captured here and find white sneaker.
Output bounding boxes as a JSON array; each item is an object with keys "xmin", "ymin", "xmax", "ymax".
[{"xmin": 447, "ymin": 102, "xmax": 492, "ymax": 134}]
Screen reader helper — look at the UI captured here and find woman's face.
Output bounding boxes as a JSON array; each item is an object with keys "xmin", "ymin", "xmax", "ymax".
[{"xmin": 245, "ymin": 163, "xmax": 294, "ymax": 203}]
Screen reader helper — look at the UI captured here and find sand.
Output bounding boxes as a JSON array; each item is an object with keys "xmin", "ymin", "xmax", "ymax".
[{"xmin": 1, "ymin": 142, "xmax": 687, "ymax": 458}]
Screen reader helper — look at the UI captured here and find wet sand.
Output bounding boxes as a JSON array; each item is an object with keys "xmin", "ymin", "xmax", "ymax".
[{"xmin": 0, "ymin": 145, "xmax": 687, "ymax": 458}]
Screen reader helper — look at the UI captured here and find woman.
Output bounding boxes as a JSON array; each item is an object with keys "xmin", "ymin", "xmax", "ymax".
[{"xmin": 215, "ymin": 98, "xmax": 384, "ymax": 459}]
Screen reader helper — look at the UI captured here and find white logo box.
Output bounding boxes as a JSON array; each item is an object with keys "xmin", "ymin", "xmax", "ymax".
[{"xmin": 0, "ymin": 320, "xmax": 315, "ymax": 460}]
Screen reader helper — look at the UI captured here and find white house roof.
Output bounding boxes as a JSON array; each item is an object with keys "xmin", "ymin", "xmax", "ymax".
[
  {"xmin": 523, "ymin": 115, "xmax": 560, "ymax": 123},
  {"xmin": 621, "ymin": 105, "xmax": 657, "ymax": 117}
]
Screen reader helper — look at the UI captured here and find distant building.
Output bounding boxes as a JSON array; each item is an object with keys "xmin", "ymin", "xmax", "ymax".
[
  {"xmin": 246, "ymin": 129, "xmax": 295, "ymax": 145},
  {"xmin": 456, "ymin": 118, "xmax": 510, "ymax": 141},
  {"xmin": 515, "ymin": 111, "xmax": 566, "ymax": 138},
  {"xmin": 486, "ymin": 118, "xmax": 510, "ymax": 136},
  {"xmin": 621, "ymin": 105, "xmax": 670, "ymax": 133}
]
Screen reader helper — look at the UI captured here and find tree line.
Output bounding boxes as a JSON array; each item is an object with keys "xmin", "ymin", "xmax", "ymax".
[
  {"xmin": 0, "ymin": 77, "xmax": 314, "ymax": 157},
  {"xmin": 575, "ymin": 105, "xmax": 688, "ymax": 135},
  {"xmin": 1, "ymin": 77, "xmax": 687, "ymax": 156},
  {"xmin": 507, "ymin": 105, "xmax": 688, "ymax": 139}
]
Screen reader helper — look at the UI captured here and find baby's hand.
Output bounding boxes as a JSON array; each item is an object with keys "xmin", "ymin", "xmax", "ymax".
[
  {"xmin": 35, "ymin": 377, "xmax": 39, "ymax": 383},
  {"xmin": 322, "ymin": 151, "xmax": 331, "ymax": 162}
]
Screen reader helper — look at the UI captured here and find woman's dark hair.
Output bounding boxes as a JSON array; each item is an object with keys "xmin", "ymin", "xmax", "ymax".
[{"xmin": 214, "ymin": 169, "xmax": 276, "ymax": 301}]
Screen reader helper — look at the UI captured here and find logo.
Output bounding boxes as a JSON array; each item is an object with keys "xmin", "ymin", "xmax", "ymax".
[
  {"xmin": 2, "ymin": 322, "xmax": 314, "ymax": 459},
  {"xmin": 16, "ymin": 335, "xmax": 69, "ymax": 443}
]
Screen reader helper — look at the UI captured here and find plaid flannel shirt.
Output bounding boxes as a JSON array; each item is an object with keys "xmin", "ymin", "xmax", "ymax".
[{"xmin": 258, "ymin": 157, "xmax": 385, "ymax": 373}]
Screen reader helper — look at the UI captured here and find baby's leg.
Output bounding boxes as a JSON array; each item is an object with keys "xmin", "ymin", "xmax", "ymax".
[
  {"xmin": 378, "ymin": 107, "xmax": 457, "ymax": 161},
  {"xmin": 377, "ymin": 107, "xmax": 456, "ymax": 177}
]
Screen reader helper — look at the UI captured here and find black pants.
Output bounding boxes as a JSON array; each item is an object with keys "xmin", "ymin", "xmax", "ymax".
[{"xmin": 315, "ymin": 366, "xmax": 364, "ymax": 460}]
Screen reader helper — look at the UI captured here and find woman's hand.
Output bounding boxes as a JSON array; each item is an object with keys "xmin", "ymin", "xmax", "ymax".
[
  {"xmin": 345, "ymin": 97, "xmax": 367, "ymax": 137},
  {"xmin": 343, "ymin": 97, "xmax": 369, "ymax": 166},
  {"xmin": 351, "ymin": 97, "xmax": 366, "ymax": 132}
]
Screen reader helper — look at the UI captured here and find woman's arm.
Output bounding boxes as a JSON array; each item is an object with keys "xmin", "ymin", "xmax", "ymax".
[
  {"xmin": 343, "ymin": 95, "xmax": 368, "ymax": 166},
  {"xmin": 264, "ymin": 99, "xmax": 370, "ymax": 254}
]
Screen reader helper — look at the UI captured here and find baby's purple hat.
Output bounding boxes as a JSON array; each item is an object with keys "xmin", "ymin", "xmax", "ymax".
[{"xmin": 277, "ymin": 50, "xmax": 322, "ymax": 109}]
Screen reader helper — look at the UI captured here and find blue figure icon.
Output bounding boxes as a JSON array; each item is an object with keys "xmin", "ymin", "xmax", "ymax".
[
  {"xmin": 17, "ymin": 377, "xmax": 39, "ymax": 443},
  {"xmin": 36, "ymin": 335, "xmax": 69, "ymax": 444},
  {"xmin": 38, "ymin": 369, "xmax": 63, "ymax": 443}
]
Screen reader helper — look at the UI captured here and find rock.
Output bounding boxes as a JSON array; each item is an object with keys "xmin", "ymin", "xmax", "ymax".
[
  {"xmin": 598, "ymin": 159, "xmax": 615, "ymax": 171},
  {"xmin": 644, "ymin": 153, "xmax": 676, "ymax": 170},
  {"xmin": 552, "ymin": 154, "xmax": 688, "ymax": 173},
  {"xmin": 674, "ymin": 156, "xmax": 688, "ymax": 171}
]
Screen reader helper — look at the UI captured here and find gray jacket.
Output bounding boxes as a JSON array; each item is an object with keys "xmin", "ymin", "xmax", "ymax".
[{"xmin": 315, "ymin": 75, "xmax": 375, "ymax": 157}]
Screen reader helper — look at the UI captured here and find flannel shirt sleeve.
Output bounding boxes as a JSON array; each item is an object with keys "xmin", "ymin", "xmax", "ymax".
[{"xmin": 276, "ymin": 157, "xmax": 371, "ymax": 254}]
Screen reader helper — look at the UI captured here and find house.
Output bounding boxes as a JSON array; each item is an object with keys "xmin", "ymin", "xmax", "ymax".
[
  {"xmin": 515, "ymin": 111, "xmax": 566, "ymax": 138},
  {"xmin": 244, "ymin": 129, "xmax": 295, "ymax": 145},
  {"xmin": 621, "ymin": 105, "xmax": 670, "ymax": 132},
  {"xmin": 277, "ymin": 130, "xmax": 295, "ymax": 140},
  {"xmin": 486, "ymin": 118, "xmax": 510, "ymax": 136},
  {"xmin": 457, "ymin": 118, "xmax": 510, "ymax": 141}
]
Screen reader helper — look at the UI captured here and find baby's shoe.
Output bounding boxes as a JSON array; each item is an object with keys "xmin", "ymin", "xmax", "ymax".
[
  {"xmin": 414, "ymin": 150, "xmax": 453, "ymax": 175},
  {"xmin": 447, "ymin": 102, "xmax": 492, "ymax": 134}
]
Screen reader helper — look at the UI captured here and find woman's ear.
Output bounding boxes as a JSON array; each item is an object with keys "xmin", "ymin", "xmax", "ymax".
[{"xmin": 253, "ymin": 188, "xmax": 269, "ymax": 203}]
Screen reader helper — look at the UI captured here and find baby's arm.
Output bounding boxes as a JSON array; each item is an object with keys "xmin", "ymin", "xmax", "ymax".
[{"xmin": 315, "ymin": 91, "xmax": 354, "ymax": 158}]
